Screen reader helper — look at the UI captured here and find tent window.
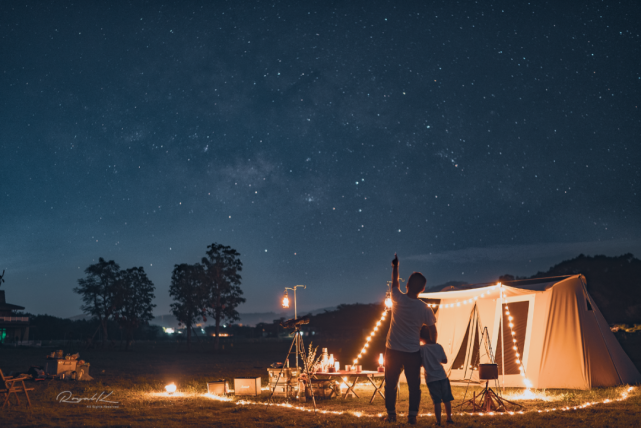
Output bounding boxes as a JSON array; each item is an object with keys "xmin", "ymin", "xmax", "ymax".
[
  {"xmin": 495, "ymin": 301, "xmax": 529, "ymax": 375},
  {"xmin": 586, "ymin": 298, "xmax": 593, "ymax": 311}
]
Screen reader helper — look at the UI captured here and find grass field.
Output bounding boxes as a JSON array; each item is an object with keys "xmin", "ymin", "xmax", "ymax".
[{"xmin": 1, "ymin": 338, "xmax": 640, "ymax": 427}]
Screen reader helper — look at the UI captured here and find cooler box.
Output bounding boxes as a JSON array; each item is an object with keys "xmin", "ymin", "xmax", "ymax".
[
  {"xmin": 234, "ymin": 377, "xmax": 261, "ymax": 396},
  {"xmin": 207, "ymin": 381, "xmax": 229, "ymax": 395},
  {"xmin": 45, "ymin": 359, "xmax": 77, "ymax": 375}
]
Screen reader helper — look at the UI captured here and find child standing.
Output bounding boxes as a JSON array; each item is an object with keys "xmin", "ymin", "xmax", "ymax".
[{"xmin": 420, "ymin": 326, "xmax": 454, "ymax": 426}]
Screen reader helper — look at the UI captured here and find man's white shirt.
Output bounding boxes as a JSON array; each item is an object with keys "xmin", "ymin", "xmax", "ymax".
[{"xmin": 386, "ymin": 287, "xmax": 436, "ymax": 353}]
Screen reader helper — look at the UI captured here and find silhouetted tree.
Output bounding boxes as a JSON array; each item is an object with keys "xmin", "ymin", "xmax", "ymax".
[
  {"xmin": 74, "ymin": 258, "xmax": 120, "ymax": 348},
  {"xmin": 202, "ymin": 243, "xmax": 246, "ymax": 350},
  {"xmin": 114, "ymin": 267, "xmax": 156, "ymax": 350},
  {"xmin": 169, "ymin": 263, "xmax": 207, "ymax": 348}
]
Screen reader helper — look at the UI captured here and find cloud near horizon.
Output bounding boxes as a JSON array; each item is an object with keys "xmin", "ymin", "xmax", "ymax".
[{"xmin": 406, "ymin": 239, "xmax": 641, "ymax": 265}]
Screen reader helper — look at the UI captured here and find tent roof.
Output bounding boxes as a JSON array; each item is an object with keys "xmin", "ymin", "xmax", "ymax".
[{"xmin": 419, "ymin": 276, "xmax": 570, "ymax": 300}]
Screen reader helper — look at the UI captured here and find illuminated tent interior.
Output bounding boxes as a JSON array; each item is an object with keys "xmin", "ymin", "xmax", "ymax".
[{"xmin": 402, "ymin": 275, "xmax": 641, "ymax": 390}]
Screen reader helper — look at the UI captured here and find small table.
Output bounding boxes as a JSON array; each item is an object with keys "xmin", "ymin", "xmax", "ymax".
[{"xmin": 314, "ymin": 371, "xmax": 385, "ymax": 403}]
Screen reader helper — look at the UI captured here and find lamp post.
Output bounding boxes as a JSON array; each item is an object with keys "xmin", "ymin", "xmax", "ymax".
[{"xmin": 282, "ymin": 285, "xmax": 306, "ymax": 367}]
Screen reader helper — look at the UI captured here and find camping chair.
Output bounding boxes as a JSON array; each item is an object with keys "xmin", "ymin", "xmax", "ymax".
[{"xmin": 1, "ymin": 369, "xmax": 33, "ymax": 408}]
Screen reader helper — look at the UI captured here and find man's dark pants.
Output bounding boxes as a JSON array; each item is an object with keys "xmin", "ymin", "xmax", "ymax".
[{"xmin": 384, "ymin": 347, "xmax": 421, "ymax": 417}]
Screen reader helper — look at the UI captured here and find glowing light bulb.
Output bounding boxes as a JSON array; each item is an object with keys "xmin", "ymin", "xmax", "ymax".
[
  {"xmin": 366, "ymin": 337, "xmax": 371, "ymax": 342},
  {"xmin": 165, "ymin": 383, "xmax": 177, "ymax": 394},
  {"xmin": 474, "ymin": 296, "xmax": 478, "ymax": 300},
  {"xmin": 385, "ymin": 296, "xmax": 393, "ymax": 309},
  {"xmin": 379, "ymin": 353, "xmax": 384, "ymax": 366}
]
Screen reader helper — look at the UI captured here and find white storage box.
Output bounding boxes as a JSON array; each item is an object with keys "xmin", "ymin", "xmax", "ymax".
[{"xmin": 234, "ymin": 377, "xmax": 261, "ymax": 396}]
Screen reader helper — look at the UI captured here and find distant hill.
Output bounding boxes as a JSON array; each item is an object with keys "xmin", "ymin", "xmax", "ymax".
[
  {"xmin": 426, "ymin": 280, "xmax": 469, "ymax": 292},
  {"xmin": 503, "ymin": 253, "xmax": 641, "ymax": 324}
]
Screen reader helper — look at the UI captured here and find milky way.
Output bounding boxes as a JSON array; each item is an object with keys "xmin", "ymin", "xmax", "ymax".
[{"xmin": 1, "ymin": 1, "xmax": 640, "ymax": 317}]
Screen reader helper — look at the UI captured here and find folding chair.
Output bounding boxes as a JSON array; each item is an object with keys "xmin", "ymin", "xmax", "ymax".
[{"xmin": 1, "ymin": 369, "xmax": 33, "ymax": 408}]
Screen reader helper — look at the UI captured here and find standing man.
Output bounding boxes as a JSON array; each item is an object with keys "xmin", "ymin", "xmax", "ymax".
[{"xmin": 383, "ymin": 254, "xmax": 437, "ymax": 424}]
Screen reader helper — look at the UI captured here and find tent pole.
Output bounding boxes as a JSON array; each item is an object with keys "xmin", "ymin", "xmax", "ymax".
[{"xmin": 500, "ymin": 290, "xmax": 505, "ymax": 392}]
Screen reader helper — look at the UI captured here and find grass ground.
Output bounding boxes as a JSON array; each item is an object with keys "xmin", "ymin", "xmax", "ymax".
[{"xmin": 1, "ymin": 339, "xmax": 640, "ymax": 427}]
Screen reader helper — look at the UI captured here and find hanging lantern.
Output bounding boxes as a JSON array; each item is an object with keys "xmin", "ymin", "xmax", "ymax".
[
  {"xmin": 282, "ymin": 290, "xmax": 290, "ymax": 309},
  {"xmin": 384, "ymin": 291, "xmax": 392, "ymax": 310}
]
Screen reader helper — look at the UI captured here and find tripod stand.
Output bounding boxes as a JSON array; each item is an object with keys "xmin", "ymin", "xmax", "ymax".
[
  {"xmin": 269, "ymin": 325, "xmax": 317, "ymax": 412},
  {"xmin": 458, "ymin": 305, "xmax": 522, "ymax": 413}
]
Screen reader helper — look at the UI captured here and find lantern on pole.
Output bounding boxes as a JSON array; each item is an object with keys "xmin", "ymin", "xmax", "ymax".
[{"xmin": 281, "ymin": 285, "xmax": 307, "ymax": 367}]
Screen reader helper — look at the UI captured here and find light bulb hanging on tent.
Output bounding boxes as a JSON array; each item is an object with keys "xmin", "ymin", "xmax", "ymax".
[
  {"xmin": 499, "ymin": 284, "xmax": 532, "ymax": 389},
  {"xmin": 384, "ymin": 291, "xmax": 392, "ymax": 310}
]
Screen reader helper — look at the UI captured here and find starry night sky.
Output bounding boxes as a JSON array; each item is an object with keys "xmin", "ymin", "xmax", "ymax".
[{"xmin": 1, "ymin": 1, "xmax": 640, "ymax": 318}]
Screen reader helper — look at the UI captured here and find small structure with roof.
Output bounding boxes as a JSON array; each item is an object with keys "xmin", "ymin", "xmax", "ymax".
[{"xmin": 0, "ymin": 289, "xmax": 29, "ymax": 344}]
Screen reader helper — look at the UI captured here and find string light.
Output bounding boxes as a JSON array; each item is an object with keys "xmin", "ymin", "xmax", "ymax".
[
  {"xmin": 352, "ymin": 309, "xmax": 387, "ymax": 366},
  {"xmin": 424, "ymin": 284, "xmax": 500, "ymax": 309},
  {"xmin": 198, "ymin": 386, "xmax": 636, "ymax": 419},
  {"xmin": 498, "ymin": 284, "xmax": 533, "ymax": 389}
]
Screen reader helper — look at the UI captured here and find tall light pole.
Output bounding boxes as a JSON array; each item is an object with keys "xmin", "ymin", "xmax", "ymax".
[{"xmin": 282, "ymin": 285, "xmax": 306, "ymax": 367}]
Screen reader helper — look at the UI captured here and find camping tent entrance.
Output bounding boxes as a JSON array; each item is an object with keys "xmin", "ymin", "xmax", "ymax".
[{"xmin": 446, "ymin": 295, "xmax": 535, "ymax": 388}]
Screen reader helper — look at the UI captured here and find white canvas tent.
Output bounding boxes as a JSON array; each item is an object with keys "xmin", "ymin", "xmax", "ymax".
[{"xmin": 414, "ymin": 275, "xmax": 641, "ymax": 389}]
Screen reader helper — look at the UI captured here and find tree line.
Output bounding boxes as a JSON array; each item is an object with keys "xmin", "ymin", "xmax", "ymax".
[{"xmin": 74, "ymin": 242, "xmax": 245, "ymax": 349}]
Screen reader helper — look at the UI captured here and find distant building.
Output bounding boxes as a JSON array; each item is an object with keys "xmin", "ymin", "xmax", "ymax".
[{"xmin": 0, "ymin": 290, "xmax": 29, "ymax": 343}]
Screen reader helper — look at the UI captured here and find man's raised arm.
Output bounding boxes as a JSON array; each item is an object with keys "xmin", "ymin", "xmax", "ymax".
[{"xmin": 391, "ymin": 253, "xmax": 399, "ymax": 290}]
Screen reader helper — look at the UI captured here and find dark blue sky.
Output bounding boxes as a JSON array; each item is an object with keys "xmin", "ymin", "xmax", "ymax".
[{"xmin": 1, "ymin": 1, "xmax": 639, "ymax": 318}]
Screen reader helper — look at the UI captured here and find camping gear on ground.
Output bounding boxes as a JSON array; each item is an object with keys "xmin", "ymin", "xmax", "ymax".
[
  {"xmin": 45, "ymin": 359, "xmax": 77, "ymax": 376},
  {"xmin": 207, "ymin": 380, "xmax": 229, "ymax": 395},
  {"xmin": 267, "ymin": 367, "xmax": 299, "ymax": 398},
  {"xmin": 233, "ymin": 377, "xmax": 261, "ymax": 396},
  {"xmin": 27, "ymin": 367, "xmax": 46, "ymax": 381},
  {"xmin": 305, "ymin": 379, "xmax": 335, "ymax": 399},
  {"xmin": 412, "ymin": 274, "xmax": 641, "ymax": 389}
]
